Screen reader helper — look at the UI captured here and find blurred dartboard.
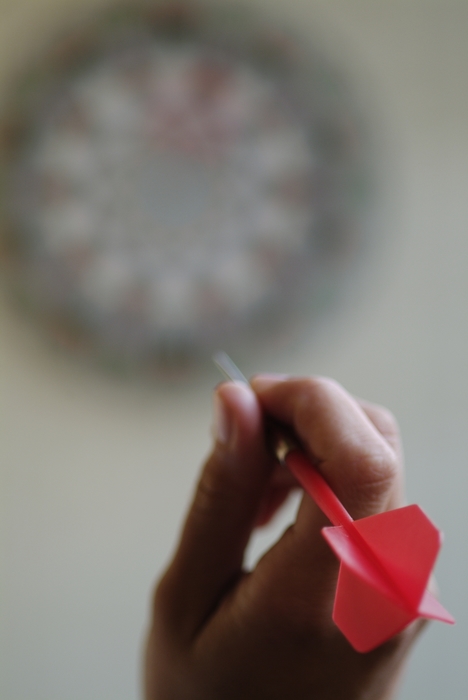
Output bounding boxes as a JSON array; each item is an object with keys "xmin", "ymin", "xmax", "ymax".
[{"xmin": 0, "ymin": 3, "xmax": 368, "ymax": 372}]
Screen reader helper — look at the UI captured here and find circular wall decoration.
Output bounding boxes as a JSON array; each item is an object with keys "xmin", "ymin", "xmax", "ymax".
[{"xmin": 0, "ymin": 3, "xmax": 368, "ymax": 373}]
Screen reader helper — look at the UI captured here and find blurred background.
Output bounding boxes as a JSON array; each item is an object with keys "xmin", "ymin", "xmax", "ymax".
[{"xmin": 1, "ymin": 0, "xmax": 467, "ymax": 698}]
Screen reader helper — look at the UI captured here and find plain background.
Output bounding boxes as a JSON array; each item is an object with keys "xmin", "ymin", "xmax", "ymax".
[{"xmin": 1, "ymin": 0, "xmax": 467, "ymax": 698}]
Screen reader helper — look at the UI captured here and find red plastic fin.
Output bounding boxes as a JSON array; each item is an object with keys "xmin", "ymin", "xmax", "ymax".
[
  {"xmin": 418, "ymin": 589, "xmax": 455, "ymax": 624},
  {"xmin": 322, "ymin": 525, "xmax": 396, "ymax": 601},
  {"xmin": 353, "ymin": 505, "xmax": 441, "ymax": 607},
  {"xmin": 333, "ymin": 564, "xmax": 415, "ymax": 653}
]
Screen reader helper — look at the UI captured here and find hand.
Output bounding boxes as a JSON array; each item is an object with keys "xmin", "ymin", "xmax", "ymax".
[{"xmin": 144, "ymin": 376, "xmax": 423, "ymax": 699}]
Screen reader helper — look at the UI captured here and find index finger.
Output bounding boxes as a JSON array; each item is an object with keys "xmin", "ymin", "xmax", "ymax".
[{"xmin": 250, "ymin": 375, "xmax": 402, "ymax": 520}]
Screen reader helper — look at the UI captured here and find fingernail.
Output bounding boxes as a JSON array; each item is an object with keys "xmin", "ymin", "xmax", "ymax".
[
  {"xmin": 250, "ymin": 373, "xmax": 289, "ymax": 392},
  {"xmin": 213, "ymin": 392, "xmax": 231, "ymax": 445}
]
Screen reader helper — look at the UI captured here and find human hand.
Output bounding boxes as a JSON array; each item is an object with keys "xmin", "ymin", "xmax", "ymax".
[{"xmin": 144, "ymin": 376, "xmax": 423, "ymax": 699}]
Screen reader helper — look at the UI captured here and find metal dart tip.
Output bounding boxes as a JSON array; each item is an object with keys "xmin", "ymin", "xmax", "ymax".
[{"xmin": 212, "ymin": 351, "xmax": 248, "ymax": 384}]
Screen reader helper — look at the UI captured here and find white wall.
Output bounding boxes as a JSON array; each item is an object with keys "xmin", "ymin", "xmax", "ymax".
[{"xmin": 1, "ymin": 1, "xmax": 467, "ymax": 698}]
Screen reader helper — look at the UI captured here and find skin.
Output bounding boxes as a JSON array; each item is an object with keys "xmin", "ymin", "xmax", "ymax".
[{"xmin": 144, "ymin": 375, "xmax": 424, "ymax": 699}]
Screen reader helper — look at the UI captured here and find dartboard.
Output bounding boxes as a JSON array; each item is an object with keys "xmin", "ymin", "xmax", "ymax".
[{"xmin": 0, "ymin": 4, "xmax": 367, "ymax": 371}]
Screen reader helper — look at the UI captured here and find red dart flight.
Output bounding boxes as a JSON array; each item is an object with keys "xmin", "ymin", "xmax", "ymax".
[{"xmin": 286, "ymin": 450, "xmax": 455, "ymax": 652}]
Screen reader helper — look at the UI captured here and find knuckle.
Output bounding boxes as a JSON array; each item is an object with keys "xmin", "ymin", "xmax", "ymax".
[
  {"xmin": 150, "ymin": 569, "xmax": 186, "ymax": 641},
  {"xmin": 372, "ymin": 404, "xmax": 400, "ymax": 435},
  {"xmin": 363, "ymin": 444, "xmax": 398, "ymax": 483},
  {"xmin": 151, "ymin": 572, "xmax": 174, "ymax": 626},
  {"xmin": 314, "ymin": 375, "xmax": 344, "ymax": 392},
  {"xmin": 300, "ymin": 376, "xmax": 344, "ymax": 398},
  {"xmin": 350, "ymin": 443, "xmax": 399, "ymax": 500},
  {"xmin": 294, "ymin": 376, "xmax": 346, "ymax": 421},
  {"xmin": 376, "ymin": 405, "xmax": 399, "ymax": 431},
  {"xmin": 152, "ymin": 569, "xmax": 175, "ymax": 613}
]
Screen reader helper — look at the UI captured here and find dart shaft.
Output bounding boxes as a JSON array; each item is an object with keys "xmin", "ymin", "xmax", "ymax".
[
  {"xmin": 273, "ymin": 414, "xmax": 422, "ymax": 613},
  {"xmin": 284, "ymin": 449, "xmax": 354, "ymax": 528}
]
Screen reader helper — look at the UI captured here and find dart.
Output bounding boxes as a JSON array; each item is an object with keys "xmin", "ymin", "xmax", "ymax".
[{"xmin": 214, "ymin": 351, "xmax": 454, "ymax": 653}]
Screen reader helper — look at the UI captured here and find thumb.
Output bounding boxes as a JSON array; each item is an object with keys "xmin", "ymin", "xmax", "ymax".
[{"xmin": 157, "ymin": 382, "xmax": 272, "ymax": 639}]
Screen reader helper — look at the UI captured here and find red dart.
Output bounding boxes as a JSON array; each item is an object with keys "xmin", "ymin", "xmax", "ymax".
[
  {"xmin": 214, "ymin": 352, "xmax": 455, "ymax": 653},
  {"xmin": 283, "ymin": 448, "xmax": 454, "ymax": 652}
]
